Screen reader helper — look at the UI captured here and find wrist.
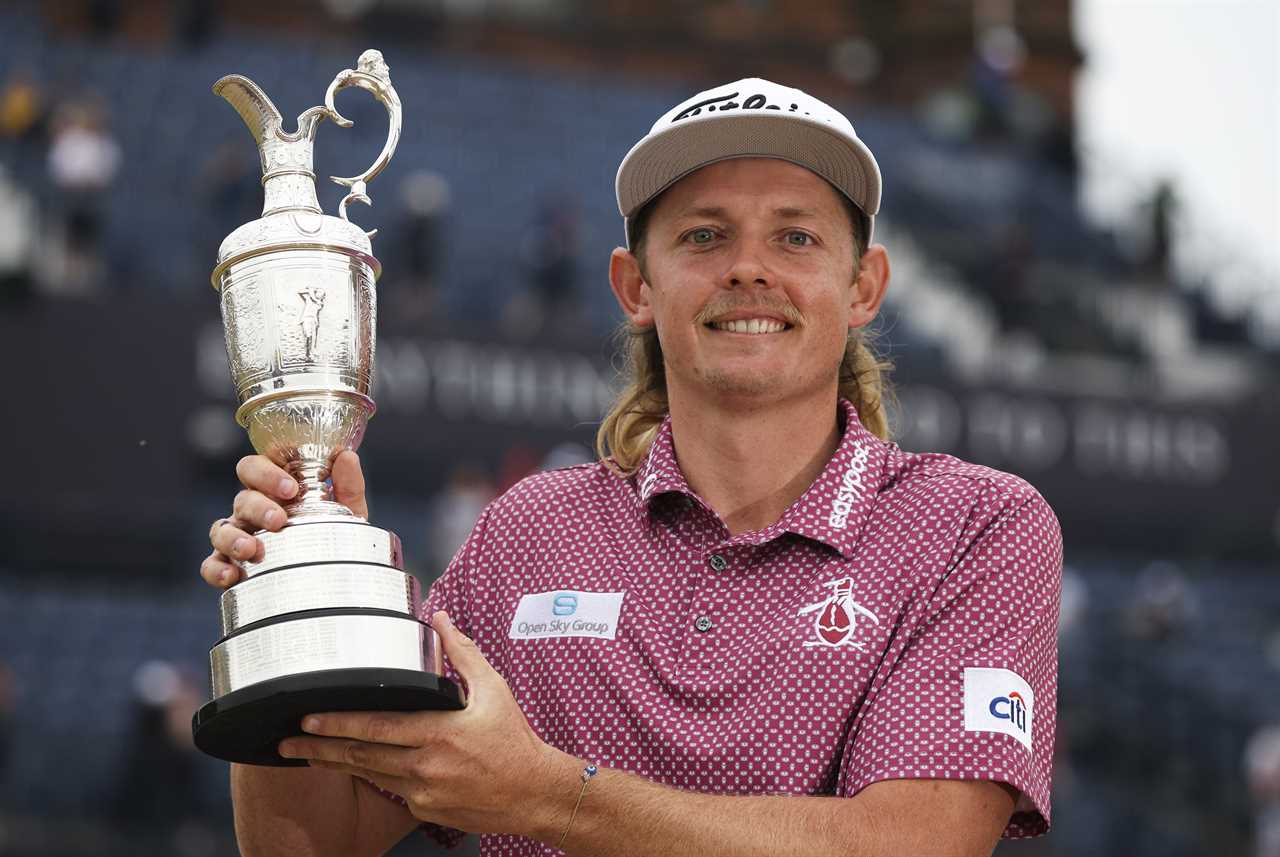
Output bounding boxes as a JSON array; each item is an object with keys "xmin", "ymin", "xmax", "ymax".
[{"xmin": 522, "ymin": 745, "xmax": 587, "ymax": 844}]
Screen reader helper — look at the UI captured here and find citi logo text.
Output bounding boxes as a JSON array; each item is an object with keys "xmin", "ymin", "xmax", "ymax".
[{"xmin": 989, "ymin": 692, "xmax": 1028, "ymax": 733}]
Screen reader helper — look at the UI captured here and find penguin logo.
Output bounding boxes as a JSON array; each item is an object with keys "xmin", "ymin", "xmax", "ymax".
[{"xmin": 797, "ymin": 577, "xmax": 879, "ymax": 650}]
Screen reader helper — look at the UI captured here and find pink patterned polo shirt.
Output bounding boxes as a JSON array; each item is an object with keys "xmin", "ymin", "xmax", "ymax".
[{"xmin": 407, "ymin": 398, "xmax": 1062, "ymax": 854}]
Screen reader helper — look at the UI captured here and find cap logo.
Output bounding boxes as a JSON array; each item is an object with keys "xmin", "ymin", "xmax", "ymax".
[{"xmin": 672, "ymin": 90, "xmax": 809, "ymax": 123}]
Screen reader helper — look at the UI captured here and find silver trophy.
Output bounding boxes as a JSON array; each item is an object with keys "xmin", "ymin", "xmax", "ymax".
[{"xmin": 193, "ymin": 50, "xmax": 462, "ymax": 766}]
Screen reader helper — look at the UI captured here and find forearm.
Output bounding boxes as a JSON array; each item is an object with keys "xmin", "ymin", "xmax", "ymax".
[
  {"xmin": 231, "ymin": 763, "xmax": 361, "ymax": 857},
  {"xmin": 552, "ymin": 769, "xmax": 871, "ymax": 857},
  {"xmin": 537, "ymin": 751, "xmax": 1006, "ymax": 857}
]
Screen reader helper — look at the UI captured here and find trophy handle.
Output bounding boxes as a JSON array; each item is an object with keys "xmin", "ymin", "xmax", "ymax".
[{"xmin": 323, "ymin": 49, "xmax": 402, "ymax": 234}]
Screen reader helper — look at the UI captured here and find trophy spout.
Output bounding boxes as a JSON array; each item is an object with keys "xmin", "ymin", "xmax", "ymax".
[{"xmin": 213, "ymin": 75, "xmax": 326, "ymax": 217}]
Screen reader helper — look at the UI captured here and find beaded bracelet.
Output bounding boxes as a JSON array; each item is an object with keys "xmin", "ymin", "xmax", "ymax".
[{"xmin": 556, "ymin": 763, "xmax": 599, "ymax": 850}]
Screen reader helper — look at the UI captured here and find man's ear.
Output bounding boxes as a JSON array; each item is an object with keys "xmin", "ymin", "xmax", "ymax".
[
  {"xmin": 849, "ymin": 244, "xmax": 890, "ymax": 329},
  {"xmin": 609, "ymin": 247, "xmax": 654, "ymax": 327}
]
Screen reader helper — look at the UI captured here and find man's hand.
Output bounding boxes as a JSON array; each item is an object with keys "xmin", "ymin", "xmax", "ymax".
[
  {"xmin": 200, "ymin": 450, "xmax": 368, "ymax": 588},
  {"xmin": 277, "ymin": 611, "xmax": 575, "ymax": 840}
]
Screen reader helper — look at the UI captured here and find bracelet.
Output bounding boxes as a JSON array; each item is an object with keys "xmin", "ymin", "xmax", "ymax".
[{"xmin": 556, "ymin": 763, "xmax": 598, "ymax": 851}]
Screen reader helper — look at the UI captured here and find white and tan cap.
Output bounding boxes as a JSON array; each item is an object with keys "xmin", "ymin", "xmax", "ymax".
[{"xmin": 616, "ymin": 77, "xmax": 882, "ymax": 249}]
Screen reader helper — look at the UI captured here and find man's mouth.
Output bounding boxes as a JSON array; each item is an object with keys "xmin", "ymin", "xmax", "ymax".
[{"xmin": 705, "ymin": 318, "xmax": 791, "ymax": 335}]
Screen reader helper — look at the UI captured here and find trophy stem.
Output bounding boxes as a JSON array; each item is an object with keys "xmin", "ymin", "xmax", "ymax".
[{"xmin": 284, "ymin": 457, "xmax": 357, "ymax": 520}]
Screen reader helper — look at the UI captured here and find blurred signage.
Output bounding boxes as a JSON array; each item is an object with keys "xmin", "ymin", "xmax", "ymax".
[{"xmin": 3, "ymin": 296, "xmax": 1277, "ymax": 559}]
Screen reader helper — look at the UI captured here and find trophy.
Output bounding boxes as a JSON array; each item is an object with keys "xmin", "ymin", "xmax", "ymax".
[{"xmin": 192, "ymin": 50, "xmax": 463, "ymax": 766}]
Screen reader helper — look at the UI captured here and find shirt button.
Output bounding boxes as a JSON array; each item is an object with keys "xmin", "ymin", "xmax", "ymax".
[
  {"xmin": 708, "ymin": 554, "xmax": 728, "ymax": 571},
  {"xmin": 694, "ymin": 616, "xmax": 714, "ymax": 633}
]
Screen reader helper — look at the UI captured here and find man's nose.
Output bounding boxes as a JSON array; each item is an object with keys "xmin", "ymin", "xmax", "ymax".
[{"xmin": 719, "ymin": 238, "xmax": 771, "ymax": 288}]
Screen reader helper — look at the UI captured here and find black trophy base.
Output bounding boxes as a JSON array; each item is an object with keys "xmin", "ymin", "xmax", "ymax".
[{"xmin": 192, "ymin": 668, "xmax": 465, "ymax": 766}]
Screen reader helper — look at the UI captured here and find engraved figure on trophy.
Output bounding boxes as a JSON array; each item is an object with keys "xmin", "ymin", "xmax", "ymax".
[
  {"xmin": 192, "ymin": 50, "xmax": 463, "ymax": 767},
  {"xmin": 297, "ymin": 284, "xmax": 326, "ymax": 361}
]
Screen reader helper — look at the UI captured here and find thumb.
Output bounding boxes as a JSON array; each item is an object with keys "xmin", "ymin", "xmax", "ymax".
[
  {"xmin": 330, "ymin": 450, "xmax": 368, "ymax": 519},
  {"xmin": 431, "ymin": 611, "xmax": 497, "ymax": 697}
]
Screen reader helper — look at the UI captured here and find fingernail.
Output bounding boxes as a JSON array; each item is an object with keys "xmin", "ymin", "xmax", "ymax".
[
  {"xmin": 233, "ymin": 537, "xmax": 251, "ymax": 556},
  {"xmin": 302, "ymin": 716, "xmax": 321, "ymax": 732},
  {"xmin": 220, "ymin": 568, "xmax": 236, "ymax": 586},
  {"xmin": 278, "ymin": 478, "xmax": 297, "ymax": 498},
  {"xmin": 278, "ymin": 740, "xmax": 297, "ymax": 757},
  {"xmin": 266, "ymin": 509, "xmax": 284, "ymax": 528}
]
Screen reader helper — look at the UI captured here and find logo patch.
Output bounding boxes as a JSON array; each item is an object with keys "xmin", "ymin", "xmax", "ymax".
[
  {"xmin": 797, "ymin": 577, "xmax": 879, "ymax": 649},
  {"xmin": 828, "ymin": 442, "xmax": 871, "ymax": 529},
  {"xmin": 963, "ymin": 667, "xmax": 1035, "ymax": 752},
  {"xmin": 509, "ymin": 590, "xmax": 624, "ymax": 641}
]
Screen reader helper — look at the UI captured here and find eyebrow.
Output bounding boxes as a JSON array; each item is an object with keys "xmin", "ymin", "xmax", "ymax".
[{"xmin": 671, "ymin": 205, "xmax": 822, "ymax": 220}]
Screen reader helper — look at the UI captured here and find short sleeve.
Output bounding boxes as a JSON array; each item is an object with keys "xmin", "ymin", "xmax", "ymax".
[
  {"xmin": 366, "ymin": 503, "xmax": 496, "ymax": 850},
  {"xmin": 837, "ymin": 487, "xmax": 1062, "ymax": 838}
]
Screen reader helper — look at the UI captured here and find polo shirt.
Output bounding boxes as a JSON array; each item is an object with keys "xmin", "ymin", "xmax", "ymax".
[{"xmin": 403, "ymin": 398, "xmax": 1061, "ymax": 854}]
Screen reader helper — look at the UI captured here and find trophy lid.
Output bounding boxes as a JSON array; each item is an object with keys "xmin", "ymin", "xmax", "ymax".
[{"xmin": 211, "ymin": 50, "xmax": 401, "ymax": 286}]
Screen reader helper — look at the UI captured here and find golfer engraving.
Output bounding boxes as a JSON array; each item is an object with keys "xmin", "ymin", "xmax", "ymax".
[{"xmin": 298, "ymin": 284, "xmax": 326, "ymax": 360}]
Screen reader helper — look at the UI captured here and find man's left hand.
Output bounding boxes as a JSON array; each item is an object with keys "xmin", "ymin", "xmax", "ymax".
[{"xmin": 278, "ymin": 610, "xmax": 574, "ymax": 838}]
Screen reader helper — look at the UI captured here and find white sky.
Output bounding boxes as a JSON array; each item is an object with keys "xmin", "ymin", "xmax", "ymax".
[{"xmin": 1073, "ymin": 0, "xmax": 1278, "ymax": 307}]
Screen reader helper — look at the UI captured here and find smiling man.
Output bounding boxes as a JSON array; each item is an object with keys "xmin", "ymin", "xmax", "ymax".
[{"xmin": 203, "ymin": 78, "xmax": 1062, "ymax": 857}]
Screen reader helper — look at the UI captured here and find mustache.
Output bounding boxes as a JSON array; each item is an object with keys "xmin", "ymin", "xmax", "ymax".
[{"xmin": 693, "ymin": 294, "xmax": 804, "ymax": 327}]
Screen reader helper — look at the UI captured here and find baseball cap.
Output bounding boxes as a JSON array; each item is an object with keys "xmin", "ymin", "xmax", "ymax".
[{"xmin": 616, "ymin": 77, "xmax": 882, "ymax": 249}]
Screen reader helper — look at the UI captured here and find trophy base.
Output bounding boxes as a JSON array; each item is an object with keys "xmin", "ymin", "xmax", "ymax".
[{"xmin": 192, "ymin": 667, "xmax": 464, "ymax": 766}]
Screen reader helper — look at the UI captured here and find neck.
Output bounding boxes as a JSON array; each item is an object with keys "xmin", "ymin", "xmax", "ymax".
[{"xmin": 667, "ymin": 386, "xmax": 842, "ymax": 536}]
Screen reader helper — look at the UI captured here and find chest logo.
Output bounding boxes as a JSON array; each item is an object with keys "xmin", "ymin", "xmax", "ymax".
[{"xmin": 797, "ymin": 577, "xmax": 879, "ymax": 649}]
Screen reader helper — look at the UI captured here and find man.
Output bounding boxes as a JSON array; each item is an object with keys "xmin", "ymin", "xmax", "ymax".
[{"xmin": 202, "ymin": 78, "xmax": 1062, "ymax": 857}]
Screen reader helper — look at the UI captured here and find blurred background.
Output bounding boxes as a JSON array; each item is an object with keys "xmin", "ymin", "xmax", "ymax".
[{"xmin": 0, "ymin": 0, "xmax": 1276, "ymax": 855}]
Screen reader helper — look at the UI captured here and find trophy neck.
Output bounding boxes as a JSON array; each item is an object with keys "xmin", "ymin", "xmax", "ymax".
[
  {"xmin": 285, "ymin": 459, "xmax": 361, "ymax": 520},
  {"xmin": 262, "ymin": 170, "xmax": 322, "ymax": 217}
]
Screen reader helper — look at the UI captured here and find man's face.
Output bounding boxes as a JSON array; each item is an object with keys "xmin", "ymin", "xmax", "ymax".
[{"xmin": 621, "ymin": 157, "xmax": 874, "ymax": 407}]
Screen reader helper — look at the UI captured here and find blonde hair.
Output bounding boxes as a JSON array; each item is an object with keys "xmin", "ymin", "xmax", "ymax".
[{"xmin": 595, "ymin": 325, "xmax": 895, "ymax": 475}]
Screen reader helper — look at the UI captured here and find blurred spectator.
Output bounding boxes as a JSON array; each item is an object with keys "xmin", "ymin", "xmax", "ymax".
[
  {"xmin": 426, "ymin": 463, "xmax": 495, "ymax": 573},
  {"xmin": 1143, "ymin": 181, "xmax": 1178, "ymax": 282},
  {"xmin": 0, "ymin": 67, "xmax": 46, "ymax": 149},
  {"xmin": 1127, "ymin": 560, "xmax": 1200, "ymax": 641},
  {"xmin": 42, "ymin": 97, "xmax": 120, "ymax": 296},
  {"xmin": 0, "ymin": 662, "xmax": 14, "ymax": 778},
  {"xmin": 504, "ymin": 191, "xmax": 587, "ymax": 340},
  {"xmin": 393, "ymin": 169, "xmax": 451, "ymax": 324},
  {"xmin": 175, "ymin": 0, "xmax": 217, "ymax": 48},
  {"xmin": 1246, "ymin": 724, "xmax": 1280, "ymax": 857},
  {"xmin": 200, "ymin": 138, "xmax": 262, "ymax": 240},
  {"xmin": 0, "ymin": 165, "xmax": 38, "ymax": 304},
  {"xmin": 110, "ymin": 661, "xmax": 214, "ymax": 855}
]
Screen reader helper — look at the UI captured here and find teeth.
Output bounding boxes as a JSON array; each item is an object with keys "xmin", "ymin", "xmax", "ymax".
[{"xmin": 711, "ymin": 318, "xmax": 787, "ymax": 334}]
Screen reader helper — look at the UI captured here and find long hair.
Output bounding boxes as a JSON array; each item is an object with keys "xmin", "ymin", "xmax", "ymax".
[{"xmin": 595, "ymin": 324, "xmax": 895, "ymax": 475}]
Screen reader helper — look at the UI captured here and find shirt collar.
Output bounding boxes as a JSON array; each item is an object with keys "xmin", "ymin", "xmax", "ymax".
[
  {"xmin": 633, "ymin": 416, "xmax": 691, "ymax": 506},
  {"xmin": 632, "ymin": 399, "xmax": 889, "ymax": 558},
  {"xmin": 774, "ymin": 398, "xmax": 889, "ymax": 558}
]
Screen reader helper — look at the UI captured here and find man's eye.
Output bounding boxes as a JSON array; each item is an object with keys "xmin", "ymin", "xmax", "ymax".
[
  {"xmin": 786, "ymin": 231, "xmax": 813, "ymax": 246},
  {"xmin": 688, "ymin": 228, "xmax": 716, "ymax": 244}
]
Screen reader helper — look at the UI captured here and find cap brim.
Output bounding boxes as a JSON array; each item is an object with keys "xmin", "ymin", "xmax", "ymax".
[{"xmin": 616, "ymin": 112, "xmax": 881, "ymax": 227}]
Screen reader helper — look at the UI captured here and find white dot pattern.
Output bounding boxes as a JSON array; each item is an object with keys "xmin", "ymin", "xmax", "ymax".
[{"xmin": 404, "ymin": 399, "xmax": 1061, "ymax": 854}]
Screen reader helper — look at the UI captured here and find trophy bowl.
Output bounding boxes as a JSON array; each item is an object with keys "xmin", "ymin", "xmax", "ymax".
[{"xmin": 192, "ymin": 51, "xmax": 463, "ymax": 767}]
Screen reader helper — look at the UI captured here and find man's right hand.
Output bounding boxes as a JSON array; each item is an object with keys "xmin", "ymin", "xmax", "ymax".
[{"xmin": 200, "ymin": 450, "xmax": 367, "ymax": 589}]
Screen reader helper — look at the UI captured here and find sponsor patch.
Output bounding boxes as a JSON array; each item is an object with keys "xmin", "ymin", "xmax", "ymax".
[
  {"xmin": 508, "ymin": 590, "xmax": 625, "ymax": 641},
  {"xmin": 828, "ymin": 442, "xmax": 871, "ymax": 529},
  {"xmin": 963, "ymin": 667, "xmax": 1035, "ymax": 752}
]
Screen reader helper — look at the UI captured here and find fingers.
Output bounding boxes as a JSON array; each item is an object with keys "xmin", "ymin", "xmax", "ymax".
[
  {"xmin": 430, "ymin": 611, "xmax": 494, "ymax": 699},
  {"xmin": 331, "ymin": 451, "xmax": 368, "ymax": 519},
  {"xmin": 200, "ymin": 548, "xmax": 244, "ymax": 589},
  {"xmin": 236, "ymin": 454, "xmax": 299, "ymax": 502}
]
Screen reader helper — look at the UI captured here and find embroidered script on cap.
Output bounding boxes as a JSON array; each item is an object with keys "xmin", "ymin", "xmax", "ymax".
[{"xmin": 670, "ymin": 89, "xmax": 815, "ymax": 122}]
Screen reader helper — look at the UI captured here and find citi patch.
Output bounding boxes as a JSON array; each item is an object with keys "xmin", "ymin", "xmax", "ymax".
[{"xmin": 963, "ymin": 667, "xmax": 1034, "ymax": 752}]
